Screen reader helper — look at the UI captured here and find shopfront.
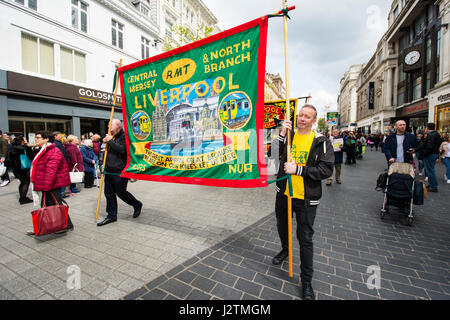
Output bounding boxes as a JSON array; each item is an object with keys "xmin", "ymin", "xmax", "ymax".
[
  {"xmin": 429, "ymin": 83, "xmax": 450, "ymax": 134},
  {"xmin": 0, "ymin": 70, "xmax": 121, "ymax": 138},
  {"xmin": 396, "ymin": 99, "xmax": 429, "ymax": 134}
]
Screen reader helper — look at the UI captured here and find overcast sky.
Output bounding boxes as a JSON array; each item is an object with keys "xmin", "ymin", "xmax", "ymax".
[{"xmin": 202, "ymin": 0, "xmax": 392, "ymax": 117}]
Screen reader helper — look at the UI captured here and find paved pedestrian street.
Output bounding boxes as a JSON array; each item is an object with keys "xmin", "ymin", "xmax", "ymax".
[{"xmin": 1, "ymin": 150, "xmax": 449, "ymax": 300}]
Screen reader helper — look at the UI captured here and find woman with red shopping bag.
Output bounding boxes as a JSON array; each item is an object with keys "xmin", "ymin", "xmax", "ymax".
[{"xmin": 30, "ymin": 131, "xmax": 73, "ymax": 233}]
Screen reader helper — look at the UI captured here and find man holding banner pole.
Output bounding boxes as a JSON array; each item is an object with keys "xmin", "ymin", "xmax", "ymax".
[
  {"xmin": 273, "ymin": 104, "xmax": 334, "ymax": 300},
  {"xmin": 97, "ymin": 119, "xmax": 143, "ymax": 227}
]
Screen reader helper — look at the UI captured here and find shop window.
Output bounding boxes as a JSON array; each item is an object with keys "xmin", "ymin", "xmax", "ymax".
[
  {"xmin": 21, "ymin": 33, "xmax": 54, "ymax": 76},
  {"xmin": 398, "ymin": 87, "xmax": 405, "ymax": 106},
  {"xmin": 398, "ymin": 63, "xmax": 405, "ymax": 82}
]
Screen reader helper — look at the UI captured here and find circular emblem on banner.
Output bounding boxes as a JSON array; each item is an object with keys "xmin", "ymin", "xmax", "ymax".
[
  {"xmin": 218, "ymin": 91, "xmax": 252, "ymax": 130},
  {"xmin": 130, "ymin": 111, "xmax": 152, "ymax": 140}
]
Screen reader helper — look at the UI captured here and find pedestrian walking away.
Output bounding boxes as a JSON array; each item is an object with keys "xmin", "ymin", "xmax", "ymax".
[
  {"xmin": 273, "ymin": 104, "xmax": 334, "ymax": 300},
  {"xmin": 0, "ymin": 130, "xmax": 11, "ymax": 187},
  {"xmin": 97, "ymin": 119, "xmax": 143, "ymax": 227}
]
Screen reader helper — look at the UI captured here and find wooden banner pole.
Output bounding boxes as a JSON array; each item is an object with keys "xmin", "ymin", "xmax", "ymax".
[
  {"xmin": 281, "ymin": 0, "xmax": 293, "ymax": 278},
  {"xmin": 96, "ymin": 59, "xmax": 122, "ymax": 221}
]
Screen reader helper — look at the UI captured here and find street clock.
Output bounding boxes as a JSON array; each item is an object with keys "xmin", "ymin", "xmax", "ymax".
[{"xmin": 404, "ymin": 50, "xmax": 420, "ymax": 65}]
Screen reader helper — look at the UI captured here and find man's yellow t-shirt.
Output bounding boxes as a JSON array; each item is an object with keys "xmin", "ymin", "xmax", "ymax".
[{"xmin": 285, "ymin": 131, "xmax": 315, "ymax": 199}]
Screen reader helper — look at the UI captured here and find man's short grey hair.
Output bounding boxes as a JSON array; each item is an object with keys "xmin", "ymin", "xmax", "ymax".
[
  {"xmin": 301, "ymin": 104, "xmax": 318, "ymax": 119},
  {"xmin": 112, "ymin": 119, "xmax": 122, "ymax": 127}
]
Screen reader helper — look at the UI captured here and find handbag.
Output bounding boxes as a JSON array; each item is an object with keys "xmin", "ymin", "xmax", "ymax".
[
  {"xmin": 69, "ymin": 163, "xmax": 84, "ymax": 184},
  {"xmin": 413, "ymin": 181, "xmax": 424, "ymax": 205},
  {"xmin": 0, "ymin": 162, "xmax": 6, "ymax": 176},
  {"xmin": 30, "ymin": 192, "xmax": 68, "ymax": 236},
  {"xmin": 20, "ymin": 151, "xmax": 31, "ymax": 170}
]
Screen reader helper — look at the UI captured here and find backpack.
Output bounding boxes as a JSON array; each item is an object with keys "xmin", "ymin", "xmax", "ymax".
[{"xmin": 375, "ymin": 172, "xmax": 388, "ymax": 191}]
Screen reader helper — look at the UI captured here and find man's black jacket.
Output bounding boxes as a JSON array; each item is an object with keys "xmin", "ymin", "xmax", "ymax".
[{"xmin": 105, "ymin": 129, "xmax": 127, "ymax": 174}]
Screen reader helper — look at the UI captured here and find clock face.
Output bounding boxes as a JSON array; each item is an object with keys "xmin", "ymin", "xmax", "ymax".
[{"xmin": 405, "ymin": 51, "xmax": 420, "ymax": 65}]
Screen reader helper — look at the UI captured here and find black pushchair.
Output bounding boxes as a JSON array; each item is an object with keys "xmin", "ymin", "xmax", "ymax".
[{"xmin": 380, "ymin": 163, "xmax": 415, "ymax": 226}]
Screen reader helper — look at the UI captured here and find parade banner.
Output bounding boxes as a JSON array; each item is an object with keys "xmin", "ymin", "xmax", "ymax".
[
  {"xmin": 263, "ymin": 99, "xmax": 297, "ymax": 129},
  {"xmin": 326, "ymin": 112, "xmax": 339, "ymax": 126},
  {"xmin": 118, "ymin": 17, "xmax": 268, "ymax": 188}
]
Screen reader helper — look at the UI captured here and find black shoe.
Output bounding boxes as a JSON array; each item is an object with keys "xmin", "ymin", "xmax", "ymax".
[
  {"xmin": 272, "ymin": 249, "xmax": 288, "ymax": 265},
  {"xmin": 67, "ymin": 224, "xmax": 74, "ymax": 231},
  {"xmin": 19, "ymin": 197, "xmax": 33, "ymax": 204},
  {"xmin": 302, "ymin": 282, "xmax": 315, "ymax": 300},
  {"xmin": 426, "ymin": 187, "xmax": 438, "ymax": 192},
  {"xmin": 133, "ymin": 202, "xmax": 143, "ymax": 218},
  {"xmin": 97, "ymin": 217, "xmax": 117, "ymax": 227}
]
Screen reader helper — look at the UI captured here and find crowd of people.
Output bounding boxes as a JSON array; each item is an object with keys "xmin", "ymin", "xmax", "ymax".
[{"xmin": 0, "ymin": 130, "xmax": 106, "ymax": 201}]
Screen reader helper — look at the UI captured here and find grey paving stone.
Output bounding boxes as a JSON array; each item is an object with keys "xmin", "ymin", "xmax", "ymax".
[
  {"xmin": 253, "ymin": 273, "xmax": 283, "ymax": 291},
  {"xmin": 260, "ymin": 287, "xmax": 293, "ymax": 300},
  {"xmin": 211, "ymin": 270, "xmax": 238, "ymax": 287},
  {"xmin": 191, "ymin": 276, "xmax": 216, "ymax": 293},
  {"xmin": 235, "ymin": 278, "xmax": 262, "ymax": 297},
  {"xmin": 159, "ymin": 278, "xmax": 193, "ymax": 299},
  {"xmin": 141, "ymin": 288, "xmax": 167, "ymax": 300},
  {"xmin": 211, "ymin": 283, "xmax": 243, "ymax": 300}
]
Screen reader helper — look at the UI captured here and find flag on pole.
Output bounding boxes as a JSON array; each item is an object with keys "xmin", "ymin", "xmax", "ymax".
[{"xmin": 118, "ymin": 17, "xmax": 268, "ymax": 188}]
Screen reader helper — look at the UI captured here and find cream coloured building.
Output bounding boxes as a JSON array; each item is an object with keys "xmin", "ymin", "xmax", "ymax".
[{"xmin": 338, "ymin": 64, "xmax": 364, "ymax": 131}]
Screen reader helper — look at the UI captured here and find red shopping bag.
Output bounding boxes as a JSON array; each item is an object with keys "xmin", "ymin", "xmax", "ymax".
[{"xmin": 31, "ymin": 193, "xmax": 68, "ymax": 236}]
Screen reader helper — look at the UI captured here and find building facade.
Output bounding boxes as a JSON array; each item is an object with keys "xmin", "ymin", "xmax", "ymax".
[
  {"xmin": 0, "ymin": 0, "xmax": 218, "ymax": 140},
  {"xmin": 338, "ymin": 64, "xmax": 364, "ymax": 131},
  {"xmin": 356, "ymin": 36, "xmax": 396, "ymax": 134},
  {"xmin": 384, "ymin": 0, "xmax": 444, "ymax": 133},
  {"xmin": 428, "ymin": 0, "xmax": 450, "ymax": 133}
]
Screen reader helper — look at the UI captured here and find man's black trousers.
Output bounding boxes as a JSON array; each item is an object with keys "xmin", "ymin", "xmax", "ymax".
[
  {"xmin": 275, "ymin": 192, "xmax": 317, "ymax": 283},
  {"xmin": 104, "ymin": 174, "xmax": 140, "ymax": 220}
]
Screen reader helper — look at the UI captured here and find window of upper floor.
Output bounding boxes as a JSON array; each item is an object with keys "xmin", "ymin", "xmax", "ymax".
[
  {"xmin": 14, "ymin": 0, "xmax": 37, "ymax": 10},
  {"xmin": 393, "ymin": 5, "xmax": 399, "ymax": 20},
  {"xmin": 141, "ymin": 36, "xmax": 151, "ymax": 59},
  {"xmin": 72, "ymin": 0, "xmax": 88, "ymax": 33},
  {"xmin": 112, "ymin": 19, "xmax": 124, "ymax": 50},
  {"xmin": 21, "ymin": 32, "xmax": 86, "ymax": 83}
]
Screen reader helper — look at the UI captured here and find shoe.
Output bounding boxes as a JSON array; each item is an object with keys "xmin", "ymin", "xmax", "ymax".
[
  {"xmin": 71, "ymin": 189, "xmax": 80, "ymax": 193},
  {"xmin": 302, "ymin": 282, "xmax": 315, "ymax": 300},
  {"xmin": 326, "ymin": 181, "xmax": 331, "ymax": 186},
  {"xmin": 427, "ymin": 187, "xmax": 438, "ymax": 192},
  {"xmin": 62, "ymin": 194, "xmax": 69, "ymax": 199},
  {"xmin": 67, "ymin": 224, "xmax": 74, "ymax": 231},
  {"xmin": 97, "ymin": 217, "xmax": 117, "ymax": 226},
  {"xmin": 336, "ymin": 179, "xmax": 342, "ymax": 184},
  {"xmin": 133, "ymin": 202, "xmax": 143, "ymax": 218},
  {"xmin": 424, "ymin": 177, "xmax": 429, "ymax": 183},
  {"xmin": 19, "ymin": 197, "xmax": 33, "ymax": 204},
  {"xmin": 271, "ymin": 249, "xmax": 288, "ymax": 265},
  {"xmin": 84, "ymin": 185, "xmax": 93, "ymax": 189},
  {"xmin": 0, "ymin": 180, "xmax": 10, "ymax": 187}
]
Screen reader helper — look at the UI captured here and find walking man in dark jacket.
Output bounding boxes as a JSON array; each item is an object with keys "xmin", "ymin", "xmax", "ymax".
[
  {"xmin": 272, "ymin": 104, "xmax": 334, "ymax": 300},
  {"xmin": 419, "ymin": 123, "xmax": 441, "ymax": 192},
  {"xmin": 97, "ymin": 119, "xmax": 143, "ymax": 226}
]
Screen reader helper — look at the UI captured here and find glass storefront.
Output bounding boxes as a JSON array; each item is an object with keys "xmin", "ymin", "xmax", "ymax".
[
  {"xmin": 409, "ymin": 116, "xmax": 428, "ymax": 134},
  {"xmin": 8, "ymin": 116, "xmax": 72, "ymax": 139},
  {"xmin": 436, "ymin": 104, "xmax": 450, "ymax": 133}
]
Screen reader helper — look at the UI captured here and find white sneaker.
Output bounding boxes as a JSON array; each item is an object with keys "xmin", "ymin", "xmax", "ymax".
[
  {"xmin": 424, "ymin": 177, "xmax": 428, "ymax": 183},
  {"xmin": 447, "ymin": 179, "xmax": 450, "ymax": 184},
  {"xmin": 0, "ymin": 180, "xmax": 10, "ymax": 187}
]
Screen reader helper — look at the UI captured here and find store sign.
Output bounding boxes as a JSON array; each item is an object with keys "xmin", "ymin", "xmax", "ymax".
[
  {"xmin": 398, "ymin": 100, "xmax": 429, "ymax": 117},
  {"xmin": 7, "ymin": 71, "xmax": 121, "ymax": 107},
  {"xmin": 437, "ymin": 93, "xmax": 450, "ymax": 103}
]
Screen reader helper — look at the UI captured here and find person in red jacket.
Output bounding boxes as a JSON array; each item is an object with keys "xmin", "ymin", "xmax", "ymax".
[{"xmin": 30, "ymin": 131, "xmax": 73, "ymax": 231}]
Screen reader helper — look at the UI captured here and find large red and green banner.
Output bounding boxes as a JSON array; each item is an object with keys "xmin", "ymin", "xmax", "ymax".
[{"xmin": 118, "ymin": 17, "xmax": 268, "ymax": 187}]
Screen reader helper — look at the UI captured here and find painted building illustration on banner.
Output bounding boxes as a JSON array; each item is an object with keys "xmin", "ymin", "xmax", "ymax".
[{"xmin": 150, "ymin": 78, "xmax": 224, "ymax": 156}]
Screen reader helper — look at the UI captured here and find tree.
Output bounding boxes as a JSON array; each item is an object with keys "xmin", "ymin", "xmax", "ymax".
[
  {"xmin": 162, "ymin": 24, "xmax": 214, "ymax": 52},
  {"xmin": 317, "ymin": 117, "xmax": 327, "ymax": 133}
]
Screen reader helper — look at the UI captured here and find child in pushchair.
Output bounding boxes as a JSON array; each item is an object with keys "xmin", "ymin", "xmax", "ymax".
[{"xmin": 380, "ymin": 162, "xmax": 415, "ymax": 226}]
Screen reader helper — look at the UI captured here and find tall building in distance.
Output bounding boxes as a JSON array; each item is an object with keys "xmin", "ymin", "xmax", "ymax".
[
  {"xmin": 0, "ymin": 0, "xmax": 219, "ymax": 139},
  {"xmin": 339, "ymin": 0, "xmax": 449, "ymax": 134},
  {"xmin": 338, "ymin": 64, "xmax": 365, "ymax": 131}
]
